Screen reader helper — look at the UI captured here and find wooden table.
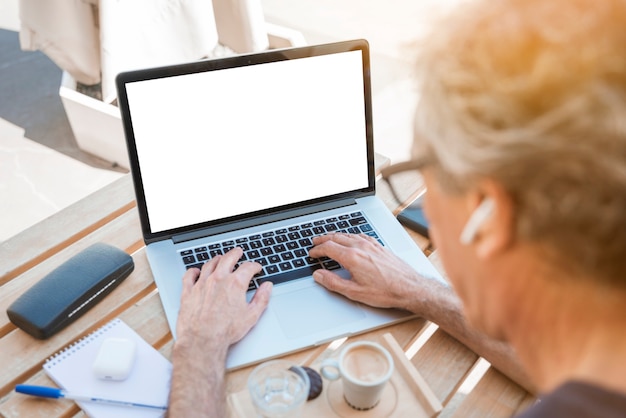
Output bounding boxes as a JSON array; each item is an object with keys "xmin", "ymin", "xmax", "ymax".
[{"xmin": 0, "ymin": 159, "xmax": 535, "ymax": 417}]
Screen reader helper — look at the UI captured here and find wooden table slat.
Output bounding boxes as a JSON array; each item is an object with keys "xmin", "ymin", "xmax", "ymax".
[
  {"xmin": 447, "ymin": 366, "xmax": 532, "ymax": 418},
  {"xmin": 0, "ymin": 175, "xmax": 135, "ymax": 284},
  {"xmin": 411, "ymin": 328, "xmax": 480, "ymax": 405}
]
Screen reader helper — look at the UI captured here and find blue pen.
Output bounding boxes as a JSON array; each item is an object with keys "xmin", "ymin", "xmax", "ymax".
[{"xmin": 15, "ymin": 384, "xmax": 168, "ymax": 411}]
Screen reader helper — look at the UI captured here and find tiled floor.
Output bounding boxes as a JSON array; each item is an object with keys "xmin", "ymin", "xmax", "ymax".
[
  {"xmin": 1, "ymin": 0, "xmax": 460, "ymax": 242},
  {"xmin": 0, "ymin": 1, "xmax": 125, "ymax": 242},
  {"xmin": 0, "ymin": 119, "xmax": 122, "ymax": 241}
]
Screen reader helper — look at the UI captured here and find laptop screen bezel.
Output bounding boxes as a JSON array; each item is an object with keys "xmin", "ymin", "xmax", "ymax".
[{"xmin": 116, "ymin": 39, "xmax": 376, "ymax": 243}]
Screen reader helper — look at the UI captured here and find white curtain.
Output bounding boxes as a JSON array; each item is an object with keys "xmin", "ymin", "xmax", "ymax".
[{"xmin": 19, "ymin": 0, "xmax": 268, "ymax": 104}]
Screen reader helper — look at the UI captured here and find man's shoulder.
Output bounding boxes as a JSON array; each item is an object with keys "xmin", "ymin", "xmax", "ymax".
[{"xmin": 517, "ymin": 381, "xmax": 626, "ymax": 418}]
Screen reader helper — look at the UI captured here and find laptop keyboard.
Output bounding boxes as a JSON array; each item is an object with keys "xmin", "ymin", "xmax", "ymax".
[{"xmin": 179, "ymin": 211, "xmax": 382, "ymax": 291}]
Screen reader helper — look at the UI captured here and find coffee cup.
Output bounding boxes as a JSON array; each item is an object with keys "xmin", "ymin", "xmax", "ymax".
[{"xmin": 320, "ymin": 341, "xmax": 394, "ymax": 410}]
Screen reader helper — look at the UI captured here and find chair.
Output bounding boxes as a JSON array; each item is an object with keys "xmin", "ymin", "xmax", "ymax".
[{"xmin": 20, "ymin": 0, "xmax": 306, "ymax": 168}]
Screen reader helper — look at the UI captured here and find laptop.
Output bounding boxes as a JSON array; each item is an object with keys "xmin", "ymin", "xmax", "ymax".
[{"xmin": 116, "ymin": 39, "xmax": 443, "ymax": 370}]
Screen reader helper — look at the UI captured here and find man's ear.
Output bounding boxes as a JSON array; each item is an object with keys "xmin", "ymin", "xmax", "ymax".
[{"xmin": 463, "ymin": 180, "xmax": 515, "ymax": 259}]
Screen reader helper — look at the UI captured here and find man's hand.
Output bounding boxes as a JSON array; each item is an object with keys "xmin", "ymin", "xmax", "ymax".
[
  {"xmin": 168, "ymin": 247, "xmax": 272, "ymax": 418},
  {"xmin": 175, "ymin": 247, "xmax": 272, "ymax": 348},
  {"xmin": 309, "ymin": 233, "xmax": 423, "ymax": 312}
]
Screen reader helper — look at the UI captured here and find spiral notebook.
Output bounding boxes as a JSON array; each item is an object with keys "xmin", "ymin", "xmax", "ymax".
[{"xmin": 43, "ymin": 318, "xmax": 172, "ymax": 418}]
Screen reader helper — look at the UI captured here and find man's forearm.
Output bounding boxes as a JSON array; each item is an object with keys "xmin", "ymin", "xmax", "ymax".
[
  {"xmin": 407, "ymin": 277, "xmax": 535, "ymax": 393},
  {"xmin": 168, "ymin": 339, "xmax": 229, "ymax": 417}
]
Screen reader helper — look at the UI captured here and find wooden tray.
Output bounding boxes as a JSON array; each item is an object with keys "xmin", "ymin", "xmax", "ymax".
[{"xmin": 228, "ymin": 333, "xmax": 442, "ymax": 417}]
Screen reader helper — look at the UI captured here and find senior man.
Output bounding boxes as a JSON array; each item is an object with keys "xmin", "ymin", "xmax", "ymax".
[{"xmin": 168, "ymin": 0, "xmax": 626, "ymax": 416}]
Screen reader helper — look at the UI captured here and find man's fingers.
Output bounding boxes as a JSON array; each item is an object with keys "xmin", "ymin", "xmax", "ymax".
[
  {"xmin": 311, "ymin": 233, "xmax": 376, "ymax": 252},
  {"xmin": 182, "ymin": 267, "xmax": 200, "ymax": 291},
  {"xmin": 233, "ymin": 282, "xmax": 272, "ymax": 342},
  {"xmin": 234, "ymin": 261, "xmax": 262, "ymax": 286},
  {"xmin": 198, "ymin": 255, "xmax": 221, "ymax": 279},
  {"xmin": 197, "ymin": 247, "xmax": 247, "ymax": 282},
  {"xmin": 215, "ymin": 247, "xmax": 244, "ymax": 273},
  {"xmin": 249, "ymin": 282, "xmax": 273, "ymax": 315},
  {"xmin": 309, "ymin": 238, "xmax": 350, "ymax": 259},
  {"xmin": 312, "ymin": 233, "xmax": 356, "ymax": 246},
  {"xmin": 313, "ymin": 269, "xmax": 355, "ymax": 295}
]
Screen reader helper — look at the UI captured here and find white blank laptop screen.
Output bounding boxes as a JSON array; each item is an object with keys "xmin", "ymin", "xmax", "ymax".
[{"xmin": 125, "ymin": 50, "xmax": 369, "ymax": 234}]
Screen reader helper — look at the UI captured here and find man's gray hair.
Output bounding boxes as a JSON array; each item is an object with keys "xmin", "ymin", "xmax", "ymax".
[{"xmin": 413, "ymin": 0, "xmax": 626, "ymax": 285}]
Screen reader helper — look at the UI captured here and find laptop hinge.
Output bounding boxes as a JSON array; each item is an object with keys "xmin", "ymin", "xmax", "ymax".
[{"xmin": 172, "ymin": 198, "xmax": 357, "ymax": 244}]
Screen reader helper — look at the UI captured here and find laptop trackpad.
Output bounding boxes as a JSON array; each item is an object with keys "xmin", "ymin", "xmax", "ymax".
[{"xmin": 272, "ymin": 285, "xmax": 366, "ymax": 339}]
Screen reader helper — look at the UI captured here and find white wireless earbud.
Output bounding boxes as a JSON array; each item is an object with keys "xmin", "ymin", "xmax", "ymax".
[{"xmin": 459, "ymin": 198, "xmax": 495, "ymax": 245}]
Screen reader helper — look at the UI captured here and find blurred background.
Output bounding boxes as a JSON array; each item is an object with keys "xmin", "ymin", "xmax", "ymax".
[{"xmin": 0, "ymin": 0, "xmax": 462, "ymax": 242}]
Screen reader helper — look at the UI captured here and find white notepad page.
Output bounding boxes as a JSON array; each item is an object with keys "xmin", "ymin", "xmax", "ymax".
[{"xmin": 44, "ymin": 318, "xmax": 172, "ymax": 418}]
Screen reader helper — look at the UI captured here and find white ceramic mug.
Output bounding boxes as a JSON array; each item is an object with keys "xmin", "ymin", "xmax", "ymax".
[{"xmin": 320, "ymin": 341, "xmax": 394, "ymax": 410}]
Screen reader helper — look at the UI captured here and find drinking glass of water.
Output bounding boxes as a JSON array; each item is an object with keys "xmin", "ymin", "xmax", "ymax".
[{"xmin": 248, "ymin": 360, "xmax": 311, "ymax": 417}]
